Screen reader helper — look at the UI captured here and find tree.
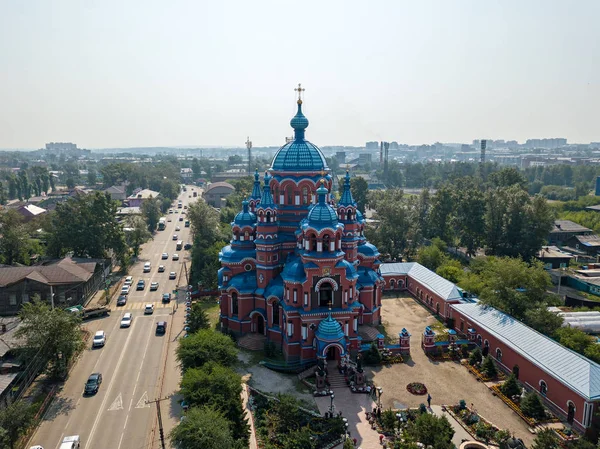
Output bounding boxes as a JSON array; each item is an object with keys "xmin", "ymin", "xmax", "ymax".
[
  {"xmin": 405, "ymin": 412, "xmax": 454, "ymax": 449},
  {"xmin": 481, "ymin": 355, "xmax": 498, "ymax": 378},
  {"xmin": 125, "ymin": 216, "xmax": 152, "ymax": 257},
  {"xmin": 524, "ymin": 307, "xmax": 563, "ymax": 336},
  {"xmin": 176, "ymin": 329, "xmax": 237, "ymax": 371},
  {"xmin": 0, "ymin": 400, "xmax": 35, "ymax": 449},
  {"xmin": 368, "ymin": 189, "xmax": 410, "ymax": 259},
  {"xmin": 0, "ymin": 209, "xmax": 32, "ymax": 265},
  {"xmin": 47, "ymin": 191, "xmax": 126, "ymax": 259},
  {"xmin": 417, "ymin": 243, "xmax": 445, "ymax": 271},
  {"xmin": 350, "ymin": 176, "xmax": 369, "ymax": 213},
  {"xmin": 555, "ymin": 326, "xmax": 594, "ymax": 354},
  {"xmin": 363, "ymin": 343, "xmax": 382, "ymax": 365},
  {"xmin": 187, "ymin": 303, "xmax": 211, "ymax": 333},
  {"xmin": 531, "ymin": 428, "xmax": 559, "ymax": 449},
  {"xmin": 468, "ymin": 347, "xmax": 482, "ymax": 366},
  {"xmin": 451, "ymin": 177, "xmax": 485, "ymax": 256},
  {"xmin": 428, "ymin": 186, "xmax": 454, "ymax": 243},
  {"xmin": 169, "ymin": 406, "xmax": 237, "ymax": 449},
  {"xmin": 488, "ymin": 167, "xmax": 528, "ymax": 190},
  {"xmin": 65, "ymin": 177, "xmax": 76, "ymax": 189},
  {"xmin": 436, "ymin": 259, "xmax": 464, "ymax": 284},
  {"xmin": 500, "ymin": 374, "xmax": 521, "ymax": 398},
  {"xmin": 87, "ymin": 169, "xmax": 97, "ymax": 186},
  {"xmin": 521, "ymin": 391, "xmax": 546, "ymax": 420},
  {"xmin": 16, "ymin": 297, "xmax": 85, "ymax": 379},
  {"xmin": 281, "ymin": 428, "xmax": 316, "ymax": 449}
]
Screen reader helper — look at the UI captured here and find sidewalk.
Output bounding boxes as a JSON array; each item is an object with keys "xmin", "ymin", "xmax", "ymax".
[{"xmin": 430, "ymin": 405, "xmax": 475, "ymax": 447}]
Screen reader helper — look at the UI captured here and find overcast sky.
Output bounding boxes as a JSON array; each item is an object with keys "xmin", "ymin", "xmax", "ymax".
[{"xmin": 1, "ymin": 0, "xmax": 598, "ymax": 149}]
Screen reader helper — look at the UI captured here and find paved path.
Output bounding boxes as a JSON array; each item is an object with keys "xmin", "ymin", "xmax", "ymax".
[{"xmin": 430, "ymin": 405, "xmax": 475, "ymax": 448}]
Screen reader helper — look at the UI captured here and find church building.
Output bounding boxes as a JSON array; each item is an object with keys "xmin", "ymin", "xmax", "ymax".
[{"xmin": 219, "ymin": 89, "xmax": 384, "ymax": 363}]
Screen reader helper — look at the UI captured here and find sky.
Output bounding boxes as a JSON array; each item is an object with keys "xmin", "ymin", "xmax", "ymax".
[{"xmin": 1, "ymin": 0, "xmax": 599, "ymax": 149}]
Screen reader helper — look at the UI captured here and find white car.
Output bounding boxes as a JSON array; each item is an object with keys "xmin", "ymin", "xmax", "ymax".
[
  {"xmin": 172, "ymin": 253, "xmax": 179, "ymax": 261},
  {"xmin": 158, "ymin": 265, "xmax": 165, "ymax": 272},
  {"xmin": 143, "ymin": 262, "xmax": 151, "ymax": 273},
  {"xmin": 120, "ymin": 313, "xmax": 133, "ymax": 328},
  {"xmin": 144, "ymin": 304, "xmax": 154, "ymax": 315},
  {"xmin": 161, "ymin": 252, "xmax": 168, "ymax": 260},
  {"xmin": 150, "ymin": 281, "xmax": 159, "ymax": 291},
  {"xmin": 120, "ymin": 285, "xmax": 130, "ymax": 295},
  {"xmin": 169, "ymin": 271, "xmax": 176, "ymax": 280},
  {"xmin": 172, "ymin": 234, "xmax": 178, "ymax": 241},
  {"xmin": 92, "ymin": 330, "xmax": 106, "ymax": 347},
  {"xmin": 124, "ymin": 276, "xmax": 133, "ymax": 286},
  {"xmin": 175, "ymin": 226, "xmax": 180, "ymax": 231}
]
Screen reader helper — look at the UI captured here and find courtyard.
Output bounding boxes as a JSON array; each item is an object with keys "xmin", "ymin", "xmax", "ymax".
[{"xmin": 368, "ymin": 294, "xmax": 535, "ymax": 446}]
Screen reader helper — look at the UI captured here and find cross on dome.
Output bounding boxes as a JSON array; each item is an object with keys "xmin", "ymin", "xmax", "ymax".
[{"xmin": 294, "ymin": 83, "xmax": 305, "ymax": 104}]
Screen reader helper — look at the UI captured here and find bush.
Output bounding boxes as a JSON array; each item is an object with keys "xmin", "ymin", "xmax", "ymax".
[
  {"xmin": 521, "ymin": 391, "xmax": 546, "ymax": 420},
  {"xmin": 500, "ymin": 374, "xmax": 521, "ymax": 398},
  {"xmin": 458, "ymin": 399, "xmax": 467, "ymax": 410},
  {"xmin": 419, "ymin": 403, "xmax": 427, "ymax": 414},
  {"xmin": 460, "ymin": 344, "xmax": 470, "ymax": 358},
  {"xmin": 481, "ymin": 355, "xmax": 498, "ymax": 378},
  {"xmin": 381, "ymin": 409, "xmax": 398, "ymax": 431},
  {"xmin": 469, "ymin": 347, "xmax": 482, "ymax": 366},
  {"xmin": 363, "ymin": 343, "xmax": 382, "ymax": 365}
]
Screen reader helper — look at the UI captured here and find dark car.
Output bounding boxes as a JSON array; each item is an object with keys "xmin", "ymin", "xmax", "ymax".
[
  {"xmin": 116, "ymin": 295, "xmax": 127, "ymax": 306},
  {"xmin": 84, "ymin": 373, "xmax": 102, "ymax": 395},
  {"xmin": 179, "ymin": 217, "xmax": 184, "ymax": 222},
  {"xmin": 184, "ymin": 243, "xmax": 193, "ymax": 250},
  {"xmin": 136, "ymin": 280, "xmax": 145, "ymax": 291},
  {"xmin": 156, "ymin": 321, "xmax": 167, "ymax": 335},
  {"xmin": 162, "ymin": 293, "xmax": 171, "ymax": 303}
]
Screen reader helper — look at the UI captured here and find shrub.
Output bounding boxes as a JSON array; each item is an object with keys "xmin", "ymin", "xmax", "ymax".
[
  {"xmin": 475, "ymin": 422, "xmax": 495, "ymax": 442},
  {"xmin": 419, "ymin": 403, "xmax": 427, "ymax": 414},
  {"xmin": 500, "ymin": 374, "xmax": 521, "ymax": 398},
  {"xmin": 521, "ymin": 391, "xmax": 546, "ymax": 420},
  {"xmin": 381, "ymin": 409, "xmax": 398, "ymax": 431},
  {"xmin": 458, "ymin": 399, "xmax": 467, "ymax": 410},
  {"xmin": 495, "ymin": 429, "xmax": 511, "ymax": 444},
  {"xmin": 460, "ymin": 344, "xmax": 470, "ymax": 358},
  {"xmin": 469, "ymin": 347, "xmax": 482, "ymax": 366},
  {"xmin": 481, "ymin": 355, "xmax": 498, "ymax": 378},
  {"xmin": 363, "ymin": 343, "xmax": 382, "ymax": 365}
]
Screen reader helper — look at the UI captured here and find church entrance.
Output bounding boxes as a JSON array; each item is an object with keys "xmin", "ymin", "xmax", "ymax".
[
  {"xmin": 252, "ymin": 314, "xmax": 265, "ymax": 335},
  {"xmin": 326, "ymin": 346, "xmax": 340, "ymax": 360},
  {"xmin": 319, "ymin": 283, "xmax": 333, "ymax": 308}
]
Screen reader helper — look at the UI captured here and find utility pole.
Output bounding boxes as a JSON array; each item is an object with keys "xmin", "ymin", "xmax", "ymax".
[
  {"xmin": 147, "ymin": 396, "xmax": 171, "ymax": 449},
  {"xmin": 246, "ymin": 137, "xmax": 252, "ymax": 175}
]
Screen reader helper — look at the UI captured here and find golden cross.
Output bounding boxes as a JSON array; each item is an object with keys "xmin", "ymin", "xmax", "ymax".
[{"xmin": 294, "ymin": 83, "xmax": 305, "ymax": 102}]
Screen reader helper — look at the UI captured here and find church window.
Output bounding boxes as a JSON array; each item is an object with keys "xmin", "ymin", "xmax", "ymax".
[
  {"xmin": 496, "ymin": 348, "xmax": 503, "ymax": 363},
  {"xmin": 302, "ymin": 187, "xmax": 309, "ymax": 204},
  {"xmin": 319, "ymin": 283, "xmax": 333, "ymax": 308},
  {"xmin": 244, "ymin": 263, "xmax": 252, "ymax": 272},
  {"xmin": 347, "ymin": 210, "xmax": 352, "ymax": 221},
  {"xmin": 245, "ymin": 231, "xmax": 249, "ymax": 240},
  {"xmin": 266, "ymin": 211, "xmax": 271, "ymax": 223},
  {"xmin": 344, "ymin": 290, "xmax": 348, "ymax": 304},
  {"xmin": 274, "ymin": 187, "xmax": 279, "ymax": 203},
  {"xmin": 293, "ymin": 290, "xmax": 297, "ymax": 303},
  {"xmin": 349, "ymin": 286, "xmax": 353, "ymax": 299},
  {"xmin": 232, "ymin": 293, "xmax": 238, "ymax": 316},
  {"xmin": 272, "ymin": 301, "xmax": 280, "ymax": 327},
  {"xmin": 286, "ymin": 186, "xmax": 293, "ymax": 204},
  {"xmin": 302, "ymin": 324, "xmax": 308, "ymax": 340},
  {"xmin": 287, "ymin": 322, "xmax": 293, "ymax": 337},
  {"xmin": 344, "ymin": 321, "xmax": 349, "ymax": 336},
  {"xmin": 304, "ymin": 292, "xmax": 308, "ymax": 306},
  {"xmin": 311, "ymin": 235, "xmax": 317, "ymax": 252},
  {"xmin": 540, "ymin": 380, "xmax": 548, "ymax": 396},
  {"xmin": 390, "ymin": 279, "xmax": 395, "ymax": 289},
  {"xmin": 323, "ymin": 235, "xmax": 331, "ymax": 253}
]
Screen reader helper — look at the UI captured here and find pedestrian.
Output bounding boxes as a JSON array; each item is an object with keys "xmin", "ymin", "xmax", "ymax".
[
  {"xmin": 427, "ymin": 393, "xmax": 432, "ymax": 408},
  {"xmin": 353, "ymin": 438, "xmax": 357, "ymax": 446},
  {"xmin": 379, "ymin": 434, "xmax": 384, "ymax": 445}
]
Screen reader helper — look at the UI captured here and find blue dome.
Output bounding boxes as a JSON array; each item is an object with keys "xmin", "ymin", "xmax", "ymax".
[
  {"xmin": 306, "ymin": 184, "xmax": 338, "ymax": 228},
  {"xmin": 315, "ymin": 314, "xmax": 345, "ymax": 341},
  {"xmin": 234, "ymin": 200, "xmax": 256, "ymax": 227},
  {"xmin": 357, "ymin": 242, "xmax": 380, "ymax": 257},
  {"xmin": 270, "ymin": 101, "xmax": 329, "ymax": 172},
  {"xmin": 282, "ymin": 256, "xmax": 306, "ymax": 283}
]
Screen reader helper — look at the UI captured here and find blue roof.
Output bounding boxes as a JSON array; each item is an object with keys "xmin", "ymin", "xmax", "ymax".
[
  {"xmin": 250, "ymin": 169, "xmax": 262, "ymax": 200},
  {"xmin": 233, "ymin": 200, "xmax": 256, "ymax": 227},
  {"xmin": 265, "ymin": 277, "xmax": 284, "ymax": 299},
  {"xmin": 380, "ymin": 262, "xmax": 463, "ymax": 301},
  {"xmin": 305, "ymin": 184, "xmax": 338, "ymax": 229},
  {"xmin": 281, "ymin": 256, "xmax": 306, "ymax": 283},
  {"xmin": 357, "ymin": 267, "xmax": 381, "ymax": 286},
  {"xmin": 270, "ymin": 102, "xmax": 328, "ymax": 172},
  {"xmin": 451, "ymin": 302, "xmax": 600, "ymax": 400},
  {"xmin": 219, "ymin": 246, "xmax": 256, "ymax": 264},
  {"xmin": 315, "ymin": 313, "xmax": 345, "ymax": 342},
  {"xmin": 227, "ymin": 271, "xmax": 258, "ymax": 294},
  {"xmin": 356, "ymin": 209, "xmax": 365, "ymax": 224},
  {"xmin": 257, "ymin": 173, "xmax": 276, "ymax": 209},
  {"xmin": 357, "ymin": 242, "xmax": 379, "ymax": 257},
  {"xmin": 336, "ymin": 259, "xmax": 358, "ymax": 279},
  {"xmin": 339, "ymin": 171, "xmax": 356, "ymax": 207}
]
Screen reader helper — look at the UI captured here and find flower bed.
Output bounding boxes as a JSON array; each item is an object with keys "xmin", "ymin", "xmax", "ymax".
[
  {"xmin": 406, "ymin": 382, "xmax": 428, "ymax": 395},
  {"xmin": 461, "ymin": 360, "xmax": 505, "ymax": 382},
  {"xmin": 447, "ymin": 404, "xmax": 511, "ymax": 444},
  {"xmin": 490, "ymin": 385, "xmax": 537, "ymax": 427}
]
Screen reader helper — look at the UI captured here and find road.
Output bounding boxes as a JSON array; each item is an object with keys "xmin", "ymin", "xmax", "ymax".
[{"xmin": 30, "ymin": 186, "xmax": 200, "ymax": 449}]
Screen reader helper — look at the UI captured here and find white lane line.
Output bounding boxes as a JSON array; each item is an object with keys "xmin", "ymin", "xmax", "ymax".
[
  {"xmin": 128, "ymin": 317, "xmax": 155, "ymax": 411},
  {"xmin": 85, "ymin": 318, "xmax": 137, "ymax": 448},
  {"xmin": 55, "ymin": 433, "xmax": 64, "ymax": 449},
  {"xmin": 117, "ymin": 432, "xmax": 125, "ymax": 449}
]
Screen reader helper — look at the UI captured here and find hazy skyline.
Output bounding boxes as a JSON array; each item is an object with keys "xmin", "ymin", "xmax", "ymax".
[{"xmin": 1, "ymin": 0, "xmax": 599, "ymax": 149}]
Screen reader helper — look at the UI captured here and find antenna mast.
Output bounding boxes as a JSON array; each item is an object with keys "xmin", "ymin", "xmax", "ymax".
[{"xmin": 246, "ymin": 136, "xmax": 252, "ymax": 175}]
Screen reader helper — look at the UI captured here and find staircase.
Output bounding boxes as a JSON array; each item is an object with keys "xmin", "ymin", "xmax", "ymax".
[
  {"xmin": 238, "ymin": 333, "xmax": 266, "ymax": 351},
  {"xmin": 326, "ymin": 361, "xmax": 348, "ymax": 389}
]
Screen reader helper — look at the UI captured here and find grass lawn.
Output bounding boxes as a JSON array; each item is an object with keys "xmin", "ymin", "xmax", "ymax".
[{"xmin": 194, "ymin": 299, "xmax": 220, "ymax": 328}]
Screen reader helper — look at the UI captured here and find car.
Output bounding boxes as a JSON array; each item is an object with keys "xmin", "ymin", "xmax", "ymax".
[
  {"xmin": 167, "ymin": 218, "xmax": 172, "ymax": 222},
  {"xmin": 162, "ymin": 293, "xmax": 171, "ymax": 303},
  {"xmin": 124, "ymin": 276, "xmax": 133, "ymax": 286},
  {"xmin": 169, "ymin": 209, "xmax": 173, "ymax": 214},
  {"xmin": 169, "ymin": 272, "xmax": 176, "ymax": 280},
  {"xmin": 150, "ymin": 281, "xmax": 159, "ymax": 291},
  {"xmin": 59, "ymin": 436, "xmax": 80, "ymax": 449},
  {"xmin": 179, "ymin": 217, "xmax": 184, "ymax": 222},
  {"xmin": 161, "ymin": 252, "xmax": 168, "ymax": 260},
  {"xmin": 136, "ymin": 280, "xmax": 145, "ymax": 290},
  {"xmin": 184, "ymin": 243, "xmax": 193, "ymax": 250},
  {"xmin": 120, "ymin": 285, "xmax": 130, "ymax": 295},
  {"xmin": 120, "ymin": 313, "xmax": 133, "ymax": 328},
  {"xmin": 144, "ymin": 304, "xmax": 154, "ymax": 315},
  {"xmin": 84, "ymin": 373, "xmax": 102, "ymax": 395},
  {"xmin": 175, "ymin": 226, "xmax": 180, "ymax": 231},
  {"xmin": 92, "ymin": 330, "xmax": 106, "ymax": 347},
  {"xmin": 184, "ymin": 205, "xmax": 188, "ymax": 209},
  {"xmin": 172, "ymin": 234, "xmax": 178, "ymax": 241},
  {"xmin": 117, "ymin": 295, "xmax": 127, "ymax": 306},
  {"xmin": 158, "ymin": 265, "xmax": 165, "ymax": 272},
  {"xmin": 29, "ymin": 446, "xmax": 45, "ymax": 449},
  {"xmin": 143, "ymin": 262, "xmax": 151, "ymax": 272},
  {"xmin": 172, "ymin": 253, "xmax": 179, "ymax": 261},
  {"xmin": 156, "ymin": 321, "xmax": 167, "ymax": 335}
]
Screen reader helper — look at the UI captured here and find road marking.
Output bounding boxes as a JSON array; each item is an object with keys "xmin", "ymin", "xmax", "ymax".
[
  {"xmin": 135, "ymin": 391, "xmax": 150, "ymax": 409},
  {"xmin": 108, "ymin": 393, "xmax": 123, "ymax": 411}
]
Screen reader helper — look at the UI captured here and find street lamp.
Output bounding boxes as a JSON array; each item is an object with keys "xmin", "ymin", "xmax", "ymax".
[
  {"xmin": 377, "ymin": 386, "xmax": 383, "ymax": 408},
  {"xmin": 329, "ymin": 392, "xmax": 335, "ymax": 415}
]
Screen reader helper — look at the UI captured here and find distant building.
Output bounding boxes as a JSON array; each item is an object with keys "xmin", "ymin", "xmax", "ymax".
[
  {"xmin": 16, "ymin": 204, "xmax": 47, "ymax": 221},
  {"xmin": 126, "ymin": 189, "xmax": 160, "ymax": 207},
  {"xmin": 357, "ymin": 153, "xmax": 372, "ymax": 166},
  {"xmin": 525, "ymin": 138, "xmax": 567, "ymax": 149},
  {"xmin": 180, "ymin": 167, "xmax": 193, "ymax": 182},
  {"xmin": 549, "ymin": 220, "xmax": 592, "ymax": 245},
  {"xmin": 536, "ymin": 246, "xmax": 573, "ymax": 269},
  {"xmin": 365, "ymin": 141, "xmax": 379, "ymax": 150},
  {"xmin": 335, "ymin": 151, "xmax": 346, "ymax": 164},
  {"xmin": 104, "ymin": 185, "xmax": 127, "ymax": 202},
  {"xmin": 45, "ymin": 142, "xmax": 77, "ymax": 151},
  {"xmin": 203, "ymin": 182, "xmax": 235, "ymax": 208},
  {"xmin": 390, "ymin": 141, "xmax": 399, "ymax": 150},
  {"xmin": 565, "ymin": 235, "xmax": 600, "ymax": 258}
]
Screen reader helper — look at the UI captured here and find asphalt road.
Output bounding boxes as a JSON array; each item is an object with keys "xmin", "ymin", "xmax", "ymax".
[{"xmin": 30, "ymin": 186, "xmax": 200, "ymax": 449}]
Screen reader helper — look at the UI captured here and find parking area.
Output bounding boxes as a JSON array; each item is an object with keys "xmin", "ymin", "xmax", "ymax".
[{"xmin": 367, "ymin": 294, "xmax": 534, "ymax": 446}]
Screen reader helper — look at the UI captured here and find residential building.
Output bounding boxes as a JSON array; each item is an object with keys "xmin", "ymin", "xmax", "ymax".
[
  {"xmin": 16, "ymin": 204, "xmax": 47, "ymax": 221},
  {"xmin": 104, "ymin": 185, "xmax": 127, "ymax": 202},
  {"xmin": 536, "ymin": 246, "xmax": 573, "ymax": 269},
  {"xmin": 549, "ymin": 220, "xmax": 592, "ymax": 245},
  {"xmin": 203, "ymin": 182, "xmax": 235, "ymax": 208},
  {"xmin": 126, "ymin": 189, "xmax": 160, "ymax": 207}
]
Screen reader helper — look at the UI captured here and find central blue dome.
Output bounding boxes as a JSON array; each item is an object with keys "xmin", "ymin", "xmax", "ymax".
[
  {"xmin": 270, "ymin": 101, "xmax": 329, "ymax": 172},
  {"xmin": 306, "ymin": 184, "xmax": 338, "ymax": 228}
]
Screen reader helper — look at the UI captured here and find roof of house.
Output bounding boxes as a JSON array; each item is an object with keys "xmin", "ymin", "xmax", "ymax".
[
  {"xmin": 0, "ymin": 258, "xmax": 97, "ymax": 288},
  {"xmin": 380, "ymin": 262, "xmax": 463, "ymax": 301},
  {"xmin": 105, "ymin": 185, "xmax": 125, "ymax": 194},
  {"xmin": 570, "ymin": 235, "xmax": 600, "ymax": 247},
  {"xmin": 586, "ymin": 205, "xmax": 600, "ymax": 212},
  {"xmin": 451, "ymin": 302, "xmax": 600, "ymax": 400},
  {"xmin": 551, "ymin": 220, "xmax": 592, "ymax": 234},
  {"xmin": 536, "ymin": 246, "xmax": 574, "ymax": 259},
  {"xmin": 127, "ymin": 189, "xmax": 160, "ymax": 200},
  {"xmin": 116, "ymin": 207, "xmax": 141, "ymax": 215},
  {"xmin": 17, "ymin": 204, "xmax": 47, "ymax": 217},
  {"xmin": 204, "ymin": 182, "xmax": 234, "ymax": 193}
]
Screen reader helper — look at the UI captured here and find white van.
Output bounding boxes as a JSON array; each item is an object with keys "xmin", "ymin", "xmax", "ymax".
[
  {"xmin": 59, "ymin": 435, "xmax": 80, "ymax": 449},
  {"xmin": 143, "ymin": 262, "xmax": 151, "ymax": 273}
]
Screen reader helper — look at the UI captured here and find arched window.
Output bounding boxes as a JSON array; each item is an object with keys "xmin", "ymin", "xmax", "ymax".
[
  {"xmin": 311, "ymin": 234, "xmax": 317, "ymax": 251},
  {"xmin": 274, "ymin": 186, "xmax": 279, "ymax": 203},
  {"xmin": 496, "ymin": 348, "xmax": 502, "ymax": 363},
  {"xmin": 477, "ymin": 335, "xmax": 482, "ymax": 346},
  {"xmin": 323, "ymin": 235, "xmax": 331, "ymax": 252},
  {"xmin": 390, "ymin": 279, "xmax": 395, "ymax": 289},
  {"xmin": 286, "ymin": 186, "xmax": 293, "ymax": 205},
  {"xmin": 232, "ymin": 292, "xmax": 238, "ymax": 316},
  {"xmin": 347, "ymin": 210, "xmax": 352, "ymax": 221},
  {"xmin": 302, "ymin": 187, "xmax": 308, "ymax": 204},
  {"xmin": 319, "ymin": 283, "xmax": 333, "ymax": 308},
  {"xmin": 272, "ymin": 301, "xmax": 280, "ymax": 328},
  {"xmin": 540, "ymin": 380, "xmax": 548, "ymax": 396},
  {"xmin": 266, "ymin": 211, "xmax": 271, "ymax": 223}
]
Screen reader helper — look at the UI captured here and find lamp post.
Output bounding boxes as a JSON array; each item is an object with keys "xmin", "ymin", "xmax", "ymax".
[
  {"xmin": 329, "ymin": 392, "xmax": 335, "ymax": 415},
  {"xmin": 377, "ymin": 386, "xmax": 383, "ymax": 408}
]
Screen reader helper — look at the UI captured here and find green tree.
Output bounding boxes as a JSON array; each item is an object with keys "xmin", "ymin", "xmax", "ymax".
[
  {"xmin": 524, "ymin": 307, "xmax": 564, "ymax": 336},
  {"xmin": 125, "ymin": 216, "xmax": 152, "ymax": 257},
  {"xmin": 141, "ymin": 197, "xmax": 162, "ymax": 232},
  {"xmin": 0, "ymin": 400, "xmax": 35, "ymax": 449},
  {"xmin": 488, "ymin": 167, "xmax": 528, "ymax": 189},
  {"xmin": 452, "ymin": 177, "xmax": 485, "ymax": 256},
  {"xmin": 428, "ymin": 186, "xmax": 454, "ymax": 243},
  {"xmin": 176, "ymin": 329, "xmax": 237, "ymax": 371},
  {"xmin": 436, "ymin": 259, "xmax": 464, "ymax": 284},
  {"xmin": 187, "ymin": 303, "xmax": 211, "ymax": 333},
  {"xmin": 468, "ymin": 347, "xmax": 482, "ymax": 366},
  {"xmin": 417, "ymin": 243, "xmax": 445, "ymax": 271},
  {"xmin": 350, "ymin": 176, "xmax": 369, "ymax": 213},
  {"xmin": 169, "ymin": 406, "xmax": 237, "ymax": 449},
  {"xmin": 16, "ymin": 298, "xmax": 85, "ymax": 379},
  {"xmin": 500, "ymin": 374, "xmax": 521, "ymax": 398},
  {"xmin": 368, "ymin": 189, "xmax": 410, "ymax": 259},
  {"xmin": 521, "ymin": 391, "xmax": 546, "ymax": 420},
  {"xmin": 405, "ymin": 412, "xmax": 454, "ymax": 449},
  {"xmin": 481, "ymin": 355, "xmax": 498, "ymax": 378},
  {"xmin": 87, "ymin": 169, "xmax": 97, "ymax": 186},
  {"xmin": 531, "ymin": 428, "xmax": 559, "ymax": 449},
  {"xmin": 555, "ymin": 326, "xmax": 594, "ymax": 354},
  {"xmin": 281, "ymin": 427, "xmax": 316, "ymax": 449},
  {"xmin": 65, "ymin": 177, "xmax": 76, "ymax": 189},
  {"xmin": 0, "ymin": 209, "xmax": 32, "ymax": 265}
]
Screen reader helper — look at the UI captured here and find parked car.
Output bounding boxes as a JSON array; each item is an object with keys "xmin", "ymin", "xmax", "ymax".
[
  {"xmin": 156, "ymin": 321, "xmax": 167, "ymax": 335},
  {"xmin": 136, "ymin": 280, "xmax": 145, "ymax": 290},
  {"xmin": 169, "ymin": 272, "xmax": 176, "ymax": 280},
  {"xmin": 120, "ymin": 313, "xmax": 133, "ymax": 328},
  {"xmin": 150, "ymin": 281, "xmax": 159, "ymax": 291},
  {"xmin": 175, "ymin": 226, "xmax": 180, "ymax": 231},
  {"xmin": 158, "ymin": 265, "xmax": 165, "ymax": 272},
  {"xmin": 184, "ymin": 243, "xmax": 192, "ymax": 250},
  {"xmin": 84, "ymin": 373, "xmax": 102, "ymax": 395},
  {"xmin": 161, "ymin": 252, "xmax": 168, "ymax": 260},
  {"xmin": 144, "ymin": 304, "xmax": 154, "ymax": 315},
  {"xmin": 92, "ymin": 330, "xmax": 106, "ymax": 348},
  {"xmin": 124, "ymin": 276, "xmax": 133, "ymax": 286},
  {"xmin": 162, "ymin": 293, "xmax": 171, "ymax": 303},
  {"xmin": 120, "ymin": 285, "xmax": 130, "ymax": 295},
  {"xmin": 179, "ymin": 217, "xmax": 184, "ymax": 222},
  {"xmin": 117, "ymin": 295, "xmax": 127, "ymax": 306}
]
